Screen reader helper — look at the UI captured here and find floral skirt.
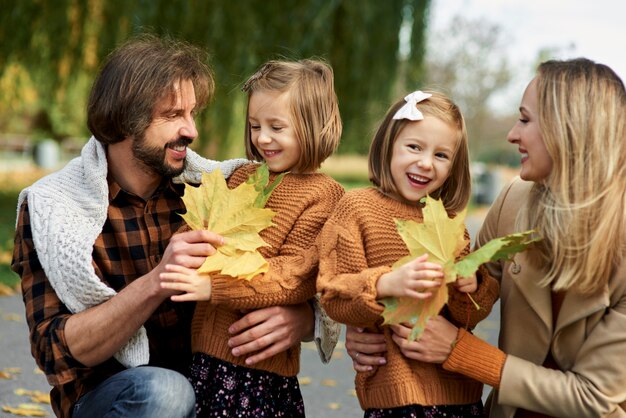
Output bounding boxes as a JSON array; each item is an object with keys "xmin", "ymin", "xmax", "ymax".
[
  {"xmin": 365, "ymin": 401, "xmax": 485, "ymax": 418},
  {"xmin": 189, "ymin": 352, "xmax": 305, "ymax": 418}
]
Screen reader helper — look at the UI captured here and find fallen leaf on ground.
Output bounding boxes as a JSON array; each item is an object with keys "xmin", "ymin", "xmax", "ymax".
[
  {"xmin": 298, "ymin": 376, "xmax": 312, "ymax": 385},
  {"xmin": 320, "ymin": 379, "xmax": 337, "ymax": 387},
  {"xmin": 0, "ymin": 282, "xmax": 15, "ymax": 296},
  {"xmin": 2, "ymin": 313, "xmax": 23, "ymax": 322},
  {"xmin": 1, "ymin": 368, "xmax": 22, "ymax": 379},
  {"xmin": 2, "ymin": 403, "xmax": 48, "ymax": 416},
  {"xmin": 348, "ymin": 389, "xmax": 357, "ymax": 397},
  {"xmin": 14, "ymin": 389, "xmax": 50, "ymax": 404},
  {"xmin": 327, "ymin": 403, "xmax": 341, "ymax": 410}
]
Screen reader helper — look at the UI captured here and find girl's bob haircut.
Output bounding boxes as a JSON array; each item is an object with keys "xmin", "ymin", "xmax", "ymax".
[
  {"xmin": 242, "ymin": 59, "xmax": 342, "ymax": 173},
  {"xmin": 368, "ymin": 91, "xmax": 471, "ymax": 213}
]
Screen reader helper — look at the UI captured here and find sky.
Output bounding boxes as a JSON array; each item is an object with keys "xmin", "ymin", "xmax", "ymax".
[{"xmin": 428, "ymin": 0, "xmax": 626, "ymax": 108}]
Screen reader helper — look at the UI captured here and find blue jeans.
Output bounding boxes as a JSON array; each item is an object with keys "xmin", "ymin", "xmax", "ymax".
[{"xmin": 72, "ymin": 366, "xmax": 196, "ymax": 418}]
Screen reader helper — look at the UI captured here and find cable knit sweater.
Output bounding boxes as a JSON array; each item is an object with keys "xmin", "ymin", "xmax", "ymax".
[
  {"xmin": 191, "ymin": 163, "xmax": 345, "ymax": 377},
  {"xmin": 317, "ymin": 187, "xmax": 500, "ymax": 410},
  {"xmin": 17, "ymin": 136, "xmax": 247, "ymax": 367}
]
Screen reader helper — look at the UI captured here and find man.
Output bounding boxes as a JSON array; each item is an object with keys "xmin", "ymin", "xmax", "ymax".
[{"xmin": 12, "ymin": 35, "xmax": 337, "ymax": 418}]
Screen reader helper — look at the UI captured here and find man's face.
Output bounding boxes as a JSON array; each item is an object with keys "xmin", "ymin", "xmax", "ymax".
[{"xmin": 133, "ymin": 79, "xmax": 198, "ymax": 178}]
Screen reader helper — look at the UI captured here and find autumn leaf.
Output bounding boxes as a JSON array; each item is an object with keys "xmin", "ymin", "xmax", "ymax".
[
  {"xmin": 14, "ymin": 389, "xmax": 51, "ymax": 404},
  {"xmin": 245, "ymin": 163, "xmax": 287, "ymax": 208},
  {"xmin": 320, "ymin": 379, "xmax": 337, "ymax": 387},
  {"xmin": 298, "ymin": 376, "xmax": 312, "ymax": 385},
  {"xmin": 180, "ymin": 164, "xmax": 279, "ymax": 280},
  {"xmin": 392, "ymin": 197, "xmax": 467, "ymax": 268},
  {"xmin": 381, "ymin": 195, "xmax": 538, "ymax": 340},
  {"xmin": 452, "ymin": 230, "xmax": 538, "ymax": 278},
  {"xmin": 2, "ymin": 403, "xmax": 48, "ymax": 416},
  {"xmin": 0, "ymin": 282, "xmax": 16, "ymax": 296}
]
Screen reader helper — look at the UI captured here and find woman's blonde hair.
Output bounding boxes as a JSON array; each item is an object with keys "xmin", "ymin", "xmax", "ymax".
[
  {"xmin": 368, "ymin": 91, "xmax": 471, "ymax": 213},
  {"xmin": 521, "ymin": 58, "xmax": 626, "ymax": 294},
  {"xmin": 241, "ymin": 59, "xmax": 342, "ymax": 173}
]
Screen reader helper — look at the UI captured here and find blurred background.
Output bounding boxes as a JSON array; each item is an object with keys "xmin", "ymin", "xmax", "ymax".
[
  {"xmin": 1, "ymin": 1, "xmax": 625, "ymax": 415},
  {"xmin": 1, "ymin": 0, "xmax": 626, "ymax": 318}
]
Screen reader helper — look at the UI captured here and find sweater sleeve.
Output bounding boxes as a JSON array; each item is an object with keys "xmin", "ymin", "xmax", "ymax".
[
  {"xmin": 210, "ymin": 179, "xmax": 344, "ymax": 310},
  {"xmin": 12, "ymin": 200, "xmax": 88, "ymax": 386},
  {"xmin": 317, "ymin": 215, "xmax": 390, "ymax": 328},
  {"xmin": 443, "ymin": 328, "xmax": 506, "ymax": 388}
]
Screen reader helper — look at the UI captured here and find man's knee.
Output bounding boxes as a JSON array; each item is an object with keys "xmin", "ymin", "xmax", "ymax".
[
  {"xmin": 74, "ymin": 367, "xmax": 195, "ymax": 418},
  {"xmin": 133, "ymin": 367, "xmax": 195, "ymax": 417}
]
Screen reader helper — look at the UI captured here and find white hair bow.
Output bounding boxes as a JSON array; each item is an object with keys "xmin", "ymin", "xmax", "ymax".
[{"xmin": 392, "ymin": 90, "xmax": 432, "ymax": 121}]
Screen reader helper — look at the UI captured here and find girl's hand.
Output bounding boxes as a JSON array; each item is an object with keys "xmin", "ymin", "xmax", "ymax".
[
  {"xmin": 345, "ymin": 326, "xmax": 387, "ymax": 372},
  {"xmin": 159, "ymin": 264, "xmax": 212, "ymax": 301},
  {"xmin": 376, "ymin": 254, "xmax": 443, "ymax": 299},
  {"xmin": 455, "ymin": 274, "xmax": 477, "ymax": 293},
  {"xmin": 390, "ymin": 315, "xmax": 458, "ymax": 363}
]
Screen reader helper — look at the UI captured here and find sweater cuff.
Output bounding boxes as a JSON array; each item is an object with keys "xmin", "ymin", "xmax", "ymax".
[{"xmin": 442, "ymin": 328, "xmax": 506, "ymax": 389}]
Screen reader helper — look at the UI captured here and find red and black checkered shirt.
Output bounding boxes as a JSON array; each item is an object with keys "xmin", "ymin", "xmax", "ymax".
[{"xmin": 12, "ymin": 179, "xmax": 195, "ymax": 418}]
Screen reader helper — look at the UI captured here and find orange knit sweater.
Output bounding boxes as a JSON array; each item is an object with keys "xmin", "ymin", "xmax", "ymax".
[
  {"xmin": 317, "ymin": 187, "xmax": 500, "ymax": 409},
  {"xmin": 191, "ymin": 163, "xmax": 345, "ymax": 377}
]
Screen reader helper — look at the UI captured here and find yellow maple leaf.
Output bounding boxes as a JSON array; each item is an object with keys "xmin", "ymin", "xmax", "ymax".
[
  {"xmin": 382, "ymin": 195, "xmax": 537, "ymax": 340},
  {"xmin": 180, "ymin": 166, "xmax": 278, "ymax": 280}
]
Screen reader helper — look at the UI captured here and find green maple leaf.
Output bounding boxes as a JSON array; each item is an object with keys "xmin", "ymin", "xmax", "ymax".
[
  {"xmin": 180, "ymin": 165, "xmax": 280, "ymax": 280},
  {"xmin": 381, "ymin": 195, "xmax": 538, "ymax": 340},
  {"xmin": 246, "ymin": 163, "xmax": 287, "ymax": 208}
]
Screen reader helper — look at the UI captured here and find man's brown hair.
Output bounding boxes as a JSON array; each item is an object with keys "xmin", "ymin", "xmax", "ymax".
[{"xmin": 87, "ymin": 34, "xmax": 213, "ymax": 144}]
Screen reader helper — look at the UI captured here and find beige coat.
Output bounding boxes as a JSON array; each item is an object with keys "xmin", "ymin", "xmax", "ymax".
[{"xmin": 478, "ymin": 177, "xmax": 626, "ymax": 418}]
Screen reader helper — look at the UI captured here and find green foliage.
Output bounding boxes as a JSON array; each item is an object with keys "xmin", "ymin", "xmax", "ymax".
[
  {"xmin": 0, "ymin": 190, "xmax": 19, "ymax": 287},
  {"xmin": 0, "ymin": 0, "xmax": 430, "ymax": 158}
]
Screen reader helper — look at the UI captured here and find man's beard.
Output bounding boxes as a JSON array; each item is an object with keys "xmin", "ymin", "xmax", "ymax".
[{"xmin": 132, "ymin": 135, "xmax": 192, "ymax": 178}]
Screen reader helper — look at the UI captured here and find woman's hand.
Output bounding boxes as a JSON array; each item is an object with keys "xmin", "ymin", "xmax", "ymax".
[
  {"xmin": 345, "ymin": 326, "xmax": 387, "ymax": 372},
  {"xmin": 390, "ymin": 315, "xmax": 458, "ymax": 363}
]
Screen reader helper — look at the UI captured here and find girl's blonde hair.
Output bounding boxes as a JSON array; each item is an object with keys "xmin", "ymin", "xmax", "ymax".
[
  {"xmin": 520, "ymin": 58, "xmax": 626, "ymax": 294},
  {"xmin": 241, "ymin": 59, "xmax": 342, "ymax": 173},
  {"xmin": 368, "ymin": 91, "xmax": 471, "ymax": 213}
]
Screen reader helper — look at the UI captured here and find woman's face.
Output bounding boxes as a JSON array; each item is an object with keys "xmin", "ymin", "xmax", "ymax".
[{"xmin": 507, "ymin": 78, "xmax": 553, "ymax": 182}]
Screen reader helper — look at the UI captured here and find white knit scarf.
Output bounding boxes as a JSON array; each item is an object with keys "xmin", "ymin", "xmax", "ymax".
[{"xmin": 17, "ymin": 136, "xmax": 246, "ymax": 367}]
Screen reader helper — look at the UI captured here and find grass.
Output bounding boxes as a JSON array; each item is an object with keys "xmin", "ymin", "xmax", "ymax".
[
  {"xmin": 0, "ymin": 190, "xmax": 21, "ymax": 288},
  {"xmin": 0, "ymin": 167, "xmax": 49, "ymax": 289}
]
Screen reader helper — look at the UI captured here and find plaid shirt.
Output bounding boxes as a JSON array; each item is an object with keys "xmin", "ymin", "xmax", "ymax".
[{"xmin": 12, "ymin": 179, "xmax": 195, "ymax": 418}]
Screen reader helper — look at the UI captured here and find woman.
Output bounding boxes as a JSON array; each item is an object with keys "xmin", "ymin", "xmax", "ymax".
[{"xmin": 346, "ymin": 58, "xmax": 626, "ymax": 417}]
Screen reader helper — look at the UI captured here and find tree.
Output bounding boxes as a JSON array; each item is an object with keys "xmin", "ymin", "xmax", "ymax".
[
  {"xmin": 424, "ymin": 14, "xmax": 516, "ymax": 162},
  {"xmin": 0, "ymin": 0, "xmax": 430, "ymax": 158}
]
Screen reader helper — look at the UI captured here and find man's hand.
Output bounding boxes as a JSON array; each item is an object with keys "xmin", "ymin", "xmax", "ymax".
[
  {"xmin": 153, "ymin": 230, "xmax": 223, "ymax": 297},
  {"xmin": 227, "ymin": 303, "xmax": 314, "ymax": 365},
  {"xmin": 345, "ymin": 326, "xmax": 387, "ymax": 372}
]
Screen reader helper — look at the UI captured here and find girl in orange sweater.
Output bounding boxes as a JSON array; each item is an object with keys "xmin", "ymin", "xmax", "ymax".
[
  {"xmin": 317, "ymin": 90, "xmax": 499, "ymax": 417},
  {"xmin": 160, "ymin": 59, "xmax": 344, "ymax": 417}
]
